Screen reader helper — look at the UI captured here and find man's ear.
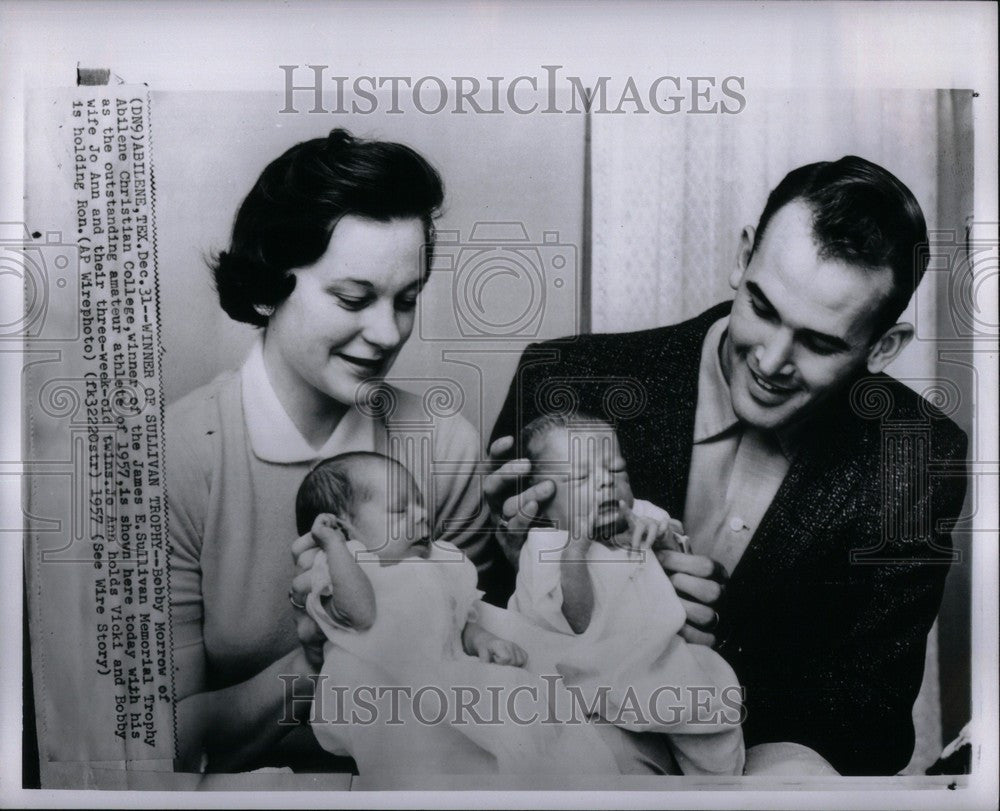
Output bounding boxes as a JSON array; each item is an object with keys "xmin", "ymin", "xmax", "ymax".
[
  {"xmin": 730, "ymin": 225, "xmax": 755, "ymax": 290},
  {"xmin": 866, "ymin": 322, "xmax": 914, "ymax": 373}
]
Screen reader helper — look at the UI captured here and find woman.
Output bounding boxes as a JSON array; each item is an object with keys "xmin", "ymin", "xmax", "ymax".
[{"xmin": 166, "ymin": 129, "xmax": 497, "ymax": 772}]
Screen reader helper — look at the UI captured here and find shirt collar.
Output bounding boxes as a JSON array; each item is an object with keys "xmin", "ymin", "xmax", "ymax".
[
  {"xmin": 693, "ymin": 315, "xmax": 800, "ymax": 461},
  {"xmin": 693, "ymin": 316, "xmax": 740, "ymax": 444},
  {"xmin": 241, "ymin": 337, "xmax": 376, "ymax": 464}
]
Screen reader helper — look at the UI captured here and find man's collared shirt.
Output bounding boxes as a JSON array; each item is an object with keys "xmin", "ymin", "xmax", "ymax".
[{"xmin": 682, "ymin": 316, "xmax": 797, "ymax": 577}]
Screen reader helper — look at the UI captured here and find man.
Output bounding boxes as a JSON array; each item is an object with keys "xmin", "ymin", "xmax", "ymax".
[{"xmin": 486, "ymin": 156, "xmax": 968, "ymax": 776}]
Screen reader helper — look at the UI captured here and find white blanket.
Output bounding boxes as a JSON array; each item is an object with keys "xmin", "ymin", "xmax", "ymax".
[
  {"xmin": 506, "ymin": 499, "xmax": 745, "ymax": 776},
  {"xmin": 306, "ymin": 540, "xmax": 616, "ymax": 775}
]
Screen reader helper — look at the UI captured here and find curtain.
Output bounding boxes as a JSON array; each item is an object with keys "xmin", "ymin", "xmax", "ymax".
[{"xmin": 590, "ymin": 89, "xmax": 973, "ymax": 774}]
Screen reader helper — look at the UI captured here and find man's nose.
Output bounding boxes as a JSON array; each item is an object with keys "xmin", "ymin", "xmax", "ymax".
[
  {"xmin": 755, "ymin": 329, "xmax": 795, "ymax": 377},
  {"xmin": 362, "ymin": 300, "xmax": 402, "ymax": 351}
]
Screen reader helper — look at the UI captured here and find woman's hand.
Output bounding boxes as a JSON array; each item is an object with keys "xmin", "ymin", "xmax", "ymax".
[
  {"xmin": 483, "ymin": 435, "xmax": 555, "ymax": 563},
  {"xmin": 290, "ymin": 525, "xmax": 330, "ymax": 672}
]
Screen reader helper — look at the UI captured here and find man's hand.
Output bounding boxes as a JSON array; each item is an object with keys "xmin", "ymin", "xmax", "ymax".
[
  {"xmin": 656, "ymin": 549, "xmax": 729, "ymax": 647},
  {"xmin": 483, "ymin": 435, "xmax": 555, "ymax": 563}
]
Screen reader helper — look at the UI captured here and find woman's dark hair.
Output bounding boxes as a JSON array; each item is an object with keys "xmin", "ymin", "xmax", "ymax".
[
  {"xmin": 751, "ymin": 156, "xmax": 928, "ymax": 333},
  {"xmin": 212, "ymin": 128, "xmax": 444, "ymax": 327}
]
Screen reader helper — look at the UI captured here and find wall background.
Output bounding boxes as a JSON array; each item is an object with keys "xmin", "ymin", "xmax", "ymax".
[{"xmin": 155, "ymin": 90, "xmax": 585, "ymax": 445}]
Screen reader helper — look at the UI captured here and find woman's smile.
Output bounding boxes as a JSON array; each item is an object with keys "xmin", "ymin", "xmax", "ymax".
[
  {"xmin": 335, "ymin": 350, "xmax": 388, "ymax": 377},
  {"xmin": 263, "ymin": 215, "xmax": 427, "ymax": 418}
]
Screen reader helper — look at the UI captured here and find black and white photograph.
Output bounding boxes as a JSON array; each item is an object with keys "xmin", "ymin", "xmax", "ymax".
[{"xmin": 2, "ymin": 2, "xmax": 997, "ymax": 808}]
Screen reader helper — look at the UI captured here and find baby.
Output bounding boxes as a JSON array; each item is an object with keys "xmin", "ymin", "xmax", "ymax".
[
  {"xmin": 296, "ymin": 451, "xmax": 525, "ymax": 665},
  {"xmin": 508, "ymin": 412, "xmax": 746, "ymax": 776},
  {"xmin": 297, "ymin": 450, "xmax": 616, "ymax": 776}
]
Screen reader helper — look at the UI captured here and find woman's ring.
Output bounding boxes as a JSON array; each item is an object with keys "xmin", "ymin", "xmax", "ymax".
[
  {"xmin": 497, "ymin": 515, "xmax": 510, "ymax": 532},
  {"xmin": 288, "ymin": 589, "xmax": 306, "ymax": 611}
]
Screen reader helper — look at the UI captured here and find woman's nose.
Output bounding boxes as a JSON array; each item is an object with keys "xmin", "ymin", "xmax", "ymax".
[
  {"xmin": 362, "ymin": 301, "xmax": 402, "ymax": 351},
  {"xmin": 755, "ymin": 329, "xmax": 795, "ymax": 378}
]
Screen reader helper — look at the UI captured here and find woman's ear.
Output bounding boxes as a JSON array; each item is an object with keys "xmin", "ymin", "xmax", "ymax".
[
  {"xmin": 730, "ymin": 225, "xmax": 755, "ymax": 290},
  {"xmin": 867, "ymin": 322, "xmax": 915, "ymax": 373}
]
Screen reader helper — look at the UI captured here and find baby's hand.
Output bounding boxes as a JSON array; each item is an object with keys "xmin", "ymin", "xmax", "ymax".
[
  {"xmin": 620, "ymin": 502, "xmax": 665, "ymax": 553},
  {"xmin": 651, "ymin": 515, "xmax": 690, "ymax": 555},
  {"xmin": 477, "ymin": 636, "xmax": 528, "ymax": 668},
  {"xmin": 310, "ymin": 513, "xmax": 354, "ymax": 552},
  {"xmin": 619, "ymin": 504, "xmax": 690, "ymax": 554}
]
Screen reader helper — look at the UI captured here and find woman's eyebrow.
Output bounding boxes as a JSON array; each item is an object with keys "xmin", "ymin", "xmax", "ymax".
[
  {"xmin": 328, "ymin": 278, "xmax": 375, "ymax": 290},
  {"xmin": 328, "ymin": 278, "xmax": 424, "ymax": 294}
]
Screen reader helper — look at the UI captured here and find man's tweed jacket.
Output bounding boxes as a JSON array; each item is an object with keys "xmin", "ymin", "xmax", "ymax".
[{"xmin": 490, "ymin": 302, "xmax": 968, "ymax": 776}]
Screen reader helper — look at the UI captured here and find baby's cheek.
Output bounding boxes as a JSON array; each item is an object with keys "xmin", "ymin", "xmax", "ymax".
[
  {"xmin": 618, "ymin": 480, "xmax": 635, "ymax": 507},
  {"xmin": 545, "ymin": 487, "xmax": 570, "ymax": 523}
]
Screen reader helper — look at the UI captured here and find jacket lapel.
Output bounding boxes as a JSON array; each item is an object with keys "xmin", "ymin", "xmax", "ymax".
[
  {"xmin": 728, "ymin": 400, "xmax": 867, "ymax": 588},
  {"xmin": 629, "ymin": 302, "xmax": 732, "ymax": 518}
]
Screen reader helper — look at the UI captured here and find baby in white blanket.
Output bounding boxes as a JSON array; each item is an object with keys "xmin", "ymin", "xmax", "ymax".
[
  {"xmin": 297, "ymin": 451, "xmax": 616, "ymax": 776},
  {"xmin": 508, "ymin": 412, "xmax": 745, "ymax": 775}
]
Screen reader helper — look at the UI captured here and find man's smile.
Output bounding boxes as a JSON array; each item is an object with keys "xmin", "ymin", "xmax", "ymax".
[{"xmin": 745, "ymin": 360, "xmax": 800, "ymax": 405}]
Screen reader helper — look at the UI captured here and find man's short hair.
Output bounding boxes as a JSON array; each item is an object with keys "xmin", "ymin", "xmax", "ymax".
[{"xmin": 752, "ymin": 155, "xmax": 929, "ymax": 332}]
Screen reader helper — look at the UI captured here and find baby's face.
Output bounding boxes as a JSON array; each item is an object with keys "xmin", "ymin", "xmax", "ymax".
[
  {"xmin": 530, "ymin": 425, "xmax": 634, "ymax": 541},
  {"xmin": 348, "ymin": 460, "xmax": 431, "ymax": 564}
]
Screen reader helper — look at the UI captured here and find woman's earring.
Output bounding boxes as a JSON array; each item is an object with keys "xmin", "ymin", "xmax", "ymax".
[{"xmin": 253, "ymin": 303, "xmax": 275, "ymax": 318}]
